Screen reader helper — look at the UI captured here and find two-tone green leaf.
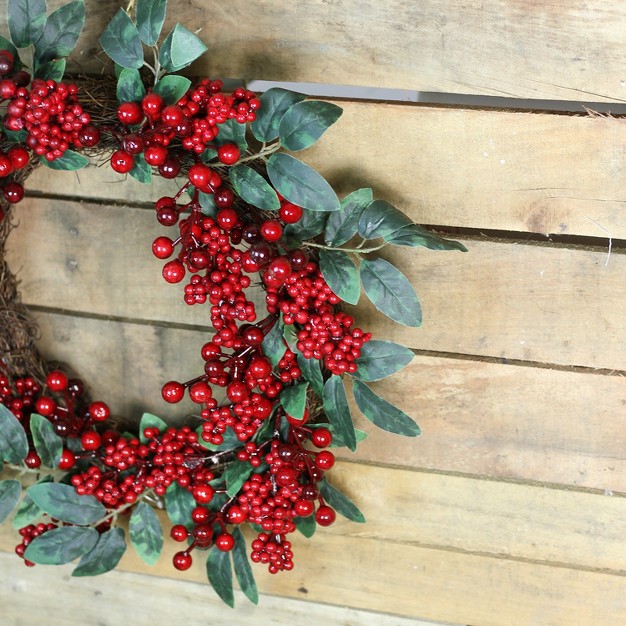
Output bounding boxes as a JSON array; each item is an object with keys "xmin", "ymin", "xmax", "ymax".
[
  {"xmin": 319, "ymin": 249, "xmax": 360, "ymax": 305},
  {"xmin": 358, "ymin": 200, "xmax": 412, "ymax": 240},
  {"xmin": 278, "ymin": 100, "xmax": 342, "ymax": 151},
  {"xmin": 324, "ymin": 188, "xmax": 373, "ymax": 247},
  {"xmin": 153, "ymin": 75, "xmax": 191, "ymax": 105},
  {"xmin": 27, "ymin": 483, "xmax": 106, "ymax": 525},
  {"xmin": 261, "ymin": 317, "xmax": 287, "ymax": 367},
  {"xmin": 139, "ymin": 412, "xmax": 168, "ymax": 443},
  {"xmin": 280, "ymin": 382, "xmax": 308, "ymax": 420},
  {"xmin": 158, "ymin": 24, "xmax": 207, "ymax": 72},
  {"xmin": 117, "ymin": 68, "xmax": 146, "ymax": 103},
  {"xmin": 24, "ymin": 525, "xmax": 98, "ymax": 565},
  {"xmin": 213, "ymin": 118, "xmax": 247, "ymax": 152},
  {"xmin": 0, "ymin": 480, "xmax": 21, "ymax": 523},
  {"xmin": 198, "ymin": 189, "xmax": 217, "ymax": 217},
  {"xmin": 207, "ymin": 545, "xmax": 234, "ymax": 607},
  {"xmin": 128, "ymin": 152, "xmax": 151, "ymax": 183},
  {"xmin": 72, "ymin": 527, "xmax": 127, "ymax": 576},
  {"xmin": 294, "ymin": 514, "xmax": 316, "ymax": 537},
  {"xmin": 35, "ymin": 0, "xmax": 85, "ymax": 64},
  {"xmin": 8, "ymin": 0, "xmax": 47, "ymax": 48},
  {"xmin": 323, "ymin": 376, "xmax": 356, "ymax": 452},
  {"xmin": 99, "ymin": 8, "xmax": 144, "ymax": 69},
  {"xmin": 35, "ymin": 59, "xmax": 66, "ymax": 81},
  {"xmin": 230, "ymin": 165, "xmax": 280, "ymax": 211},
  {"xmin": 384, "ymin": 223, "xmax": 468, "ymax": 252},
  {"xmin": 41, "ymin": 150, "xmax": 89, "ymax": 171},
  {"xmin": 164, "ymin": 481, "xmax": 195, "ymax": 528},
  {"xmin": 296, "ymin": 353, "xmax": 324, "ymax": 397},
  {"xmin": 129, "ymin": 501, "xmax": 163, "ymax": 566},
  {"xmin": 12, "ymin": 475, "xmax": 51, "ymax": 529},
  {"xmin": 319, "ymin": 479, "xmax": 366, "ymax": 523},
  {"xmin": 354, "ymin": 340, "xmax": 414, "ymax": 382},
  {"xmin": 283, "ymin": 207, "xmax": 327, "ymax": 241},
  {"xmin": 251, "ymin": 88, "xmax": 306, "ymax": 142},
  {"xmin": 224, "ymin": 460, "xmax": 253, "ymax": 498},
  {"xmin": 30, "ymin": 413, "xmax": 63, "ymax": 467},
  {"xmin": 136, "ymin": 0, "xmax": 167, "ymax": 46},
  {"xmin": 231, "ymin": 526, "xmax": 258, "ymax": 604},
  {"xmin": 0, "ymin": 403, "xmax": 28, "ymax": 464}
]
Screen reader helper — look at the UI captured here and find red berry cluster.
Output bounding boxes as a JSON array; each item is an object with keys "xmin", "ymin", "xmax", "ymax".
[
  {"xmin": 15, "ymin": 522, "xmax": 58, "ymax": 567},
  {"xmin": 0, "ymin": 368, "xmax": 41, "ymax": 421}
]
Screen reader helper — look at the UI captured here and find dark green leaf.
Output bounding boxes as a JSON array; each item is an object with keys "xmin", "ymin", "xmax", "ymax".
[
  {"xmin": 34, "ymin": 0, "xmax": 85, "ymax": 64},
  {"xmin": 279, "ymin": 100, "xmax": 342, "ymax": 151},
  {"xmin": 0, "ymin": 480, "xmax": 21, "ymax": 523},
  {"xmin": 280, "ymin": 382, "xmax": 308, "ymax": 420},
  {"xmin": 323, "ymin": 376, "xmax": 356, "ymax": 452},
  {"xmin": 319, "ymin": 479, "xmax": 365, "ymax": 523},
  {"xmin": 12, "ymin": 475, "xmax": 51, "ymax": 529},
  {"xmin": 153, "ymin": 75, "xmax": 191, "ymax": 105},
  {"xmin": 139, "ymin": 412, "xmax": 168, "ymax": 443},
  {"xmin": 198, "ymin": 190, "xmax": 217, "ymax": 217},
  {"xmin": 129, "ymin": 501, "xmax": 163, "ymax": 566},
  {"xmin": 251, "ymin": 88, "xmax": 306, "ymax": 142},
  {"xmin": 41, "ymin": 150, "xmax": 88, "ymax": 171},
  {"xmin": 3, "ymin": 127, "xmax": 28, "ymax": 143},
  {"xmin": 283, "ymin": 207, "xmax": 327, "ymax": 241},
  {"xmin": 195, "ymin": 425, "xmax": 241, "ymax": 452},
  {"xmin": 224, "ymin": 460, "xmax": 253, "ymax": 498},
  {"xmin": 353, "ymin": 379, "xmax": 420, "ymax": 437},
  {"xmin": 282, "ymin": 322, "xmax": 300, "ymax": 355},
  {"xmin": 72, "ymin": 527, "xmax": 126, "ymax": 576},
  {"xmin": 135, "ymin": 0, "xmax": 166, "ymax": 46},
  {"xmin": 35, "ymin": 59, "xmax": 65, "ymax": 81},
  {"xmin": 321, "ymin": 425, "xmax": 368, "ymax": 448},
  {"xmin": 0, "ymin": 35, "xmax": 22, "ymax": 72},
  {"xmin": 9, "ymin": 0, "xmax": 47, "ymax": 48},
  {"xmin": 231, "ymin": 526, "xmax": 258, "ymax": 604},
  {"xmin": 261, "ymin": 317, "xmax": 287, "ymax": 367},
  {"xmin": 230, "ymin": 165, "xmax": 280, "ymax": 211},
  {"xmin": 358, "ymin": 200, "xmax": 412, "ymax": 240},
  {"xmin": 0, "ymin": 403, "xmax": 28, "ymax": 463},
  {"xmin": 267, "ymin": 153, "xmax": 339, "ymax": 212},
  {"xmin": 354, "ymin": 340, "xmax": 414, "ymax": 382},
  {"xmin": 214, "ymin": 118, "xmax": 247, "ymax": 152},
  {"xmin": 164, "ymin": 481, "xmax": 195, "ymax": 528},
  {"xmin": 200, "ymin": 148, "xmax": 218, "ymax": 164},
  {"xmin": 319, "ymin": 249, "xmax": 360, "ymax": 305},
  {"xmin": 30, "ymin": 413, "xmax": 63, "ymax": 467},
  {"xmin": 360, "ymin": 257, "xmax": 422, "ymax": 327},
  {"xmin": 207, "ymin": 545, "xmax": 234, "ymax": 607},
  {"xmin": 158, "ymin": 24, "xmax": 207, "ymax": 72},
  {"xmin": 99, "ymin": 8, "xmax": 144, "ymax": 69},
  {"xmin": 27, "ymin": 482, "xmax": 106, "ymax": 525},
  {"xmin": 24, "ymin": 526, "xmax": 98, "ymax": 565},
  {"xmin": 294, "ymin": 514, "xmax": 316, "ymax": 537},
  {"xmin": 325, "ymin": 188, "xmax": 373, "ymax": 247},
  {"xmin": 116, "ymin": 68, "xmax": 146, "ymax": 103},
  {"xmin": 296, "ymin": 353, "xmax": 324, "ymax": 397},
  {"xmin": 128, "ymin": 152, "xmax": 151, "ymax": 183},
  {"xmin": 384, "ymin": 223, "xmax": 468, "ymax": 252}
]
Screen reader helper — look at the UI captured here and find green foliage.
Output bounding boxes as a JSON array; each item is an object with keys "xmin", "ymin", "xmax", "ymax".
[
  {"xmin": 324, "ymin": 188, "xmax": 373, "ymax": 247},
  {"xmin": 323, "ymin": 376, "xmax": 356, "ymax": 452},
  {"xmin": 207, "ymin": 546, "xmax": 234, "ymax": 607},
  {"xmin": 250, "ymin": 88, "xmax": 306, "ymax": 142},
  {"xmin": 34, "ymin": 58, "xmax": 65, "ymax": 81},
  {"xmin": 358, "ymin": 199, "xmax": 413, "ymax": 240},
  {"xmin": 34, "ymin": 0, "xmax": 85, "ymax": 64},
  {"xmin": 24, "ymin": 525, "xmax": 98, "ymax": 565},
  {"xmin": 158, "ymin": 23, "xmax": 207, "ymax": 72},
  {"xmin": 129, "ymin": 501, "xmax": 163, "ymax": 566},
  {"xmin": 230, "ymin": 165, "xmax": 280, "ymax": 211},
  {"xmin": 139, "ymin": 412, "xmax": 168, "ymax": 443},
  {"xmin": 117, "ymin": 68, "xmax": 146, "ymax": 102},
  {"xmin": 100, "ymin": 8, "xmax": 144, "ymax": 69},
  {"xmin": 294, "ymin": 513, "xmax": 316, "ymax": 537},
  {"xmin": 354, "ymin": 340, "xmax": 414, "ymax": 382},
  {"xmin": 384, "ymin": 223, "xmax": 468, "ymax": 252},
  {"xmin": 213, "ymin": 118, "xmax": 247, "ymax": 151},
  {"xmin": 319, "ymin": 249, "xmax": 360, "ymax": 305},
  {"xmin": 41, "ymin": 150, "xmax": 89, "ymax": 171},
  {"xmin": 135, "ymin": 0, "xmax": 167, "ymax": 46},
  {"xmin": 319, "ymin": 479, "xmax": 366, "ymax": 523},
  {"xmin": 296, "ymin": 353, "xmax": 324, "ymax": 397},
  {"xmin": 261, "ymin": 317, "xmax": 287, "ymax": 367},
  {"xmin": 153, "ymin": 75, "xmax": 191, "ymax": 105},
  {"xmin": 8, "ymin": 0, "xmax": 46, "ymax": 49},
  {"xmin": 0, "ymin": 480, "xmax": 21, "ymax": 523},
  {"xmin": 12, "ymin": 475, "xmax": 51, "ymax": 529},
  {"xmin": 224, "ymin": 460, "xmax": 253, "ymax": 498},
  {"xmin": 231, "ymin": 527, "xmax": 259, "ymax": 604},
  {"xmin": 278, "ymin": 100, "xmax": 342, "ymax": 151},
  {"xmin": 27, "ymin": 483, "xmax": 106, "ymax": 525},
  {"xmin": 0, "ymin": 403, "xmax": 28, "ymax": 464},
  {"xmin": 280, "ymin": 382, "xmax": 308, "ymax": 420},
  {"xmin": 283, "ymin": 207, "xmax": 327, "ymax": 241},
  {"xmin": 164, "ymin": 481, "xmax": 195, "ymax": 528},
  {"xmin": 30, "ymin": 413, "xmax": 63, "ymax": 467},
  {"xmin": 72, "ymin": 527, "xmax": 127, "ymax": 576},
  {"xmin": 128, "ymin": 152, "xmax": 152, "ymax": 183}
]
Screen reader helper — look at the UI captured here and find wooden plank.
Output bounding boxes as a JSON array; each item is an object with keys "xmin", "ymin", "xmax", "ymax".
[
  {"xmin": 3, "ymin": 1, "xmax": 625, "ymax": 100},
  {"xmin": 26, "ymin": 105, "xmax": 626, "ymax": 238}
]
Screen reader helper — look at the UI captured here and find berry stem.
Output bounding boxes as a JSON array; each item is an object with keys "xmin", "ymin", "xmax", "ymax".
[{"xmin": 305, "ymin": 241, "xmax": 387, "ymax": 254}]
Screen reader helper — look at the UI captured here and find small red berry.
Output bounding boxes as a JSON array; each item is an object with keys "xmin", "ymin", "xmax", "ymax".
[
  {"xmin": 24, "ymin": 451, "xmax": 41, "ymax": 469},
  {"xmin": 110, "ymin": 150, "xmax": 134, "ymax": 174},
  {"xmin": 279, "ymin": 202, "xmax": 303, "ymax": 224},
  {"xmin": 311, "ymin": 427, "xmax": 333, "ymax": 448},
  {"xmin": 162, "ymin": 381, "xmax": 184, "ymax": 403},
  {"xmin": 117, "ymin": 102, "xmax": 143, "ymax": 125},
  {"xmin": 81, "ymin": 431, "xmax": 101, "ymax": 451},
  {"xmin": 58, "ymin": 449, "xmax": 76, "ymax": 470},
  {"xmin": 144, "ymin": 145, "xmax": 168, "ymax": 166},
  {"xmin": 89, "ymin": 401, "xmax": 110, "ymax": 423},
  {"xmin": 315, "ymin": 505, "xmax": 336, "ymax": 527},
  {"xmin": 78, "ymin": 125, "xmax": 101, "ymax": 148},
  {"xmin": 3, "ymin": 182, "xmax": 24, "ymax": 203},
  {"xmin": 152, "ymin": 236, "xmax": 174, "ymax": 259},
  {"xmin": 161, "ymin": 105, "xmax": 185, "ymax": 127},
  {"xmin": 7, "ymin": 146, "xmax": 29, "ymax": 170},
  {"xmin": 172, "ymin": 551, "xmax": 192, "ymax": 571},
  {"xmin": 46, "ymin": 370, "xmax": 68, "ymax": 391},
  {"xmin": 192, "ymin": 484, "xmax": 214, "ymax": 504},
  {"xmin": 315, "ymin": 450, "xmax": 335, "ymax": 470},
  {"xmin": 170, "ymin": 525, "xmax": 189, "ymax": 542},
  {"xmin": 142, "ymin": 93, "xmax": 164, "ymax": 117},
  {"xmin": 162, "ymin": 259, "xmax": 185, "ymax": 283},
  {"xmin": 260, "ymin": 219, "xmax": 283, "ymax": 242},
  {"xmin": 188, "ymin": 163, "xmax": 212, "ymax": 190},
  {"xmin": 216, "ymin": 208, "xmax": 238, "ymax": 231},
  {"xmin": 214, "ymin": 533, "xmax": 235, "ymax": 552},
  {"xmin": 217, "ymin": 143, "xmax": 240, "ymax": 165}
]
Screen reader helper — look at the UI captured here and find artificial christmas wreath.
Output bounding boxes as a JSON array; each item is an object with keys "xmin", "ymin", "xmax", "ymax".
[{"xmin": 0, "ymin": 0, "xmax": 466, "ymax": 606}]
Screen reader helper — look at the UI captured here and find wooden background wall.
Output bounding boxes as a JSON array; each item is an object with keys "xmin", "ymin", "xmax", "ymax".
[{"xmin": 1, "ymin": 1, "xmax": 626, "ymax": 624}]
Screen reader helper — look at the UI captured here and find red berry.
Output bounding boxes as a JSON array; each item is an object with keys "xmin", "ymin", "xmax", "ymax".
[
  {"xmin": 0, "ymin": 154, "xmax": 13, "ymax": 177},
  {"xmin": 152, "ymin": 236, "xmax": 174, "ymax": 259},
  {"xmin": 170, "ymin": 525, "xmax": 189, "ymax": 542},
  {"xmin": 172, "ymin": 551, "xmax": 192, "ymax": 571},
  {"xmin": 78, "ymin": 125, "xmax": 101, "ymax": 147},
  {"xmin": 217, "ymin": 143, "xmax": 240, "ymax": 165},
  {"xmin": 161, "ymin": 105, "xmax": 185, "ymax": 127},
  {"xmin": 286, "ymin": 408, "xmax": 309, "ymax": 426},
  {"xmin": 8, "ymin": 146, "xmax": 29, "ymax": 169},
  {"xmin": 315, "ymin": 505, "xmax": 336, "ymax": 526},
  {"xmin": 216, "ymin": 208, "xmax": 238, "ymax": 231},
  {"xmin": 81, "ymin": 431, "xmax": 101, "ymax": 451},
  {"xmin": 188, "ymin": 163, "xmax": 212, "ymax": 190},
  {"xmin": 191, "ymin": 506, "xmax": 210, "ymax": 524},
  {"xmin": 144, "ymin": 145, "xmax": 168, "ymax": 166},
  {"xmin": 214, "ymin": 533, "xmax": 235, "ymax": 552},
  {"xmin": 142, "ymin": 93, "xmax": 164, "ymax": 117},
  {"xmin": 110, "ymin": 150, "xmax": 134, "ymax": 174},
  {"xmin": 3, "ymin": 182, "xmax": 24, "ymax": 203},
  {"xmin": 162, "ymin": 381, "xmax": 184, "ymax": 403},
  {"xmin": 226, "ymin": 505, "xmax": 246, "ymax": 524},
  {"xmin": 0, "ymin": 79, "xmax": 16, "ymax": 100},
  {"xmin": 260, "ymin": 219, "xmax": 283, "ymax": 242},
  {"xmin": 158, "ymin": 157, "xmax": 181, "ymax": 179},
  {"xmin": 214, "ymin": 188, "xmax": 234, "ymax": 208},
  {"xmin": 58, "ymin": 449, "xmax": 76, "ymax": 470},
  {"xmin": 89, "ymin": 401, "xmax": 110, "ymax": 423},
  {"xmin": 192, "ymin": 484, "xmax": 214, "ymax": 504},
  {"xmin": 315, "ymin": 450, "xmax": 335, "ymax": 470},
  {"xmin": 117, "ymin": 102, "xmax": 143, "ymax": 125},
  {"xmin": 162, "ymin": 259, "xmax": 185, "ymax": 283},
  {"xmin": 311, "ymin": 427, "xmax": 332, "ymax": 448},
  {"xmin": 24, "ymin": 451, "xmax": 41, "ymax": 469},
  {"xmin": 279, "ymin": 202, "xmax": 303, "ymax": 224},
  {"xmin": 46, "ymin": 370, "xmax": 68, "ymax": 391},
  {"xmin": 294, "ymin": 499, "xmax": 314, "ymax": 517}
]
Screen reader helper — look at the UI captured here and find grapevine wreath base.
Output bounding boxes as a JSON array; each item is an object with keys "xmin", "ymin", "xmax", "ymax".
[{"xmin": 0, "ymin": 0, "xmax": 466, "ymax": 606}]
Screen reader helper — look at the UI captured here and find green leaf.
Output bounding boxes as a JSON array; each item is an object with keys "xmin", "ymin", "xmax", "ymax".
[
  {"xmin": 319, "ymin": 479, "xmax": 365, "ymax": 523},
  {"xmin": 34, "ymin": 0, "xmax": 85, "ymax": 64},
  {"xmin": 296, "ymin": 353, "xmax": 324, "ymax": 397},
  {"xmin": 3, "ymin": 127, "xmax": 28, "ymax": 143},
  {"xmin": 72, "ymin": 527, "xmax": 127, "ymax": 576},
  {"xmin": 353, "ymin": 379, "xmax": 420, "ymax": 437},
  {"xmin": 323, "ymin": 376, "xmax": 356, "ymax": 452},
  {"xmin": 0, "ymin": 480, "xmax": 21, "ymax": 523},
  {"xmin": 267, "ymin": 153, "xmax": 339, "ymax": 212},
  {"xmin": 164, "ymin": 482, "xmax": 195, "ymax": 528},
  {"xmin": 354, "ymin": 340, "xmax": 414, "ymax": 382},
  {"xmin": 0, "ymin": 35, "xmax": 20, "ymax": 67},
  {"xmin": 153, "ymin": 75, "xmax": 191, "ymax": 105},
  {"xmin": 135, "ymin": 0, "xmax": 166, "ymax": 46},
  {"xmin": 41, "ymin": 150, "xmax": 89, "ymax": 171},
  {"xmin": 128, "ymin": 152, "xmax": 151, "ymax": 184},
  {"xmin": 360, "ymin": 257, "xmax": 422, "ymax": 327},
  {"xmin": 27, "ymin": 482, "xmax": 106, "ymax": 525},
  {"xmin": 0, "ymin": 403, "xmax": 28, "ymax": 464},
  {"xmin": 129, "ymin": 501, "xmax": 163, "ymax": 566},
  {"xmin": 321, "ymin": 425, "xmax": 368, "ymax": 449},
  {"xmin": 158, "ymin": 24, "xmax": 207, "ymax": 72},
  {"xmin": 319, "ymin": 249, "xmax": 360, "ymax": 305},
  {"xmin": 282, "ymin": 322, "xmax": 300, "ymax": 355},
  {"xmin": 12, "ymin": 475, "xmax": 51, "ymax": 529},
  {"xmin": 139, "ymin": 412, "xmax": 168, "ymax": 443},
  {"xmin": 283, "ymin": 207, "xmax": 327, "ymax": 241},
  {"xmin": 279, "ymin": 100, "xmax": 342, "ymax": 151},
  {"xmin": 230, "ymin": 165, "xmax": 280, "ymax": 211},
  {"xmin": 207, "ymin": 545, "xmax": 234, "ymax": 607},
  {"xmin": 358, "ymin": 200, "xmax": 413, "ymax": 240},
  {"xmin": 24, "ymin": 526, "xmax": 98, "ymax": 565},
  {"xmin": 280, "ymin": 382, "xmax": 308, "ymax": 420},
  {"xmin": 214, "ymin": 118, "xmax": 247, "ymax": 152},
  {"xmin": 116, "ymin": 68, "xmax": 146, "ymax": 103},
  {"xmin": 224, "ymin": 460, "xmax": 253, "ymax": 498},
  {"xmin": 325, "ymin": 188, "xmax": 373, "ymax": 247},
  {"xmin": 384, "ymin": 223, "xmax": 468, "ymax": 252},
  {"xmin": 198, "ymin": 190, "xmax": 217, "ymax": 217},
  {"xmin": 261, "ymin": 317, "xmax": 287, "ymax": 367},
  {"xmin": 294, "ymin": 514, "xmax": 316, "ymax": 538},
  {"xmin": 8, "ymin": 0, "xmax": 47, "ymax": 48},
  {"xmin": 251, "ymin": 88, "xmax": 306, "ymax": 142},
  {"xmin": 30, "ymin": 413, "xmax": 63, "ymax": 468},
  {"xmin": 231, "ymin": 526, "xmax": 258, "ymax": 604},
  {"xmin": 99, "ymin": 8, "xmax": 144, "ymax": 69},
  {"xmin": 35, "ymin": 59, "xmax": 65, "ymax": 81}
]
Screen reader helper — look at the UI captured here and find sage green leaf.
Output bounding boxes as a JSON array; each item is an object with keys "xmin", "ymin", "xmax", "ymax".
[
  {"xmin": 267, "ymin": 153, "xmax": 340, "ymax": 212},
  {"xmin": 99, "ymin": 8, "xmax": 144, "ymax": 69},
  {"xmin": 296, "ymin": 353, "xmax": 324, "ymax": 397},
  {"xmin": 319, "ymin": 479, "xmax": 365, "ymax": 523},
  {"xmin": 129, "ymin": 501, "xmax": 163, "ymax": 566},
  {"xmin": 207, "ymin": 546, "xmax": 234, "ymax": 607},
  {"xmin": 41, "ymin": 150, "xmax": 88, "ymax": 171},
  {"xmin": 198, "ymin": 189, "xmax": 217, "ymax": 217},
  {"xmin": 12, "ymin": 492, "xmax": 42, "ymax": 528},
  {"xmin": 319, "ymin": 249, "xmax": 360, "ymax": 305},
  {"xmin": 224, "ymin": 460, "xmax": 253, "ymax": 498},
  {"xmin": 282, "ymin": 322, "xmax": 300, "ymax": 355},
  {"xmin": 353, "ymin": 379, "xmax": 420, "ymax": 437},
  {"xmin": 278, "ymin": 100, "xmax": 342, "ymax": 151},
  {"xmin": 164, "ymin": 482, "xmax": 195, "ymax": 528},
  {"xmin": 294, "ymin": 514, "xmax": 316, "ymax": 538},
  {"xmin": 358, "ymin": 199, "xmax": 413, "ymax": 240},
  {"xmin": 0, "ymin": 480, "xmax": 21, "ymax": 523},
  {"xmin": 261, "ymin": 317, "xmax": 287, "ymax": 367},
  {"xmin": 360, "ymin": 257, "xmax": 422, "ymax": 327},
  {"xmin": 24, "ymin": 526, "xmax": 98, "ymax": 565},
  {"xmin": 318, "ymin": 424, "xmax": 368, "ymax": 448},
  {"xmin": 231, "ymin": 527, "xmax": 258, "ymax": 604},
  {"xmin": 280, "ymin": 382, "xmax": 308, "ymax": 420},
  {"xmin": 214, "ymin": 118, "xmax": 247, "ymax": 152},
  {"xmin": 158, "ymin": 24, "xmax": 207, "ymax": 72},
  {"xmin": 35, "ymin": 59, "xmax": 65, "ymax": 81},
  {"xmin": 34, "ymin": 0, "xmax": 85, "ymax": 64},
  {"xmin": 323, "ymin": 376, "xmax": 356, "ymax": 452},
  {"xmin": 251, "ymin": 88, "xmax": 306, "ymax": 142},
  {"xmin": 384, "ymin": 223, "xmax": 468, "ymax": 252},
  {"xmin": 117, "ymin": 68, "xmax": 146, "ymax": 103},
  {"xmin": 0, "ymin": 403, "xmax": 28, "ymax": 464},
  {"xmin": 30, "ymin": 413, "xmax": 63, "ymax": 468},
  {"xmin": 283, "ymin": 207, "xmax": 327, "ymax": 241},
  {"xmin": 230, "ymin": 165, "xmax": 280, "ymax": 211},
  {"xmin": 9, "ymin": 0, "xmax": 46, "ymax": 48},
  {"xmin": 72, "ymin": 527, "xmax": 127, "ymax": 576},
  {"xmin": 139, "ymin": 412, "xmax": 168, "ymax": 443},
  {"xmin": 27, "ymin": 483, "xmax": 106, "ymax": 525},
  {"xmin": 325, "ymin": 188, "xmax": 373, "ymax": 247},
  {"xmin": 153, "ymin": 75, "xmax": 191, "ymax": 105},
  {"xmin": 128, "ymin": 152, "xmax": 151, "ymax": 183},
  {"xmin": 354, "ymin": 340, "xmax": 414, "ymax": 382},
  {"xmin": 136, "ymin": 0, "xmax": 166, "ymax": 46}
]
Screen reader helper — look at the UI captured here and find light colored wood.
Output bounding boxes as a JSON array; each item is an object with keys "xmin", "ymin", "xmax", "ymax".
[{"xmin": 26, "ymin": 105, "xmax": 626, "ymax": 238}]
